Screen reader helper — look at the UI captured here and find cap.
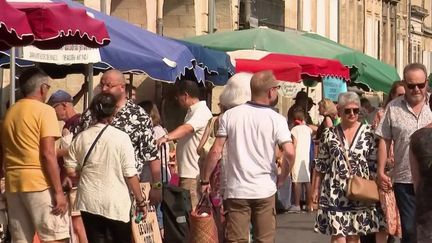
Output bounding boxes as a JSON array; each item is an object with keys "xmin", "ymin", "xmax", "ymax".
[
  {"xmin": 47, "ymin": 90, "xmax": 73, "ymax": 106},
  {"xmin": 294, "ymin": 91, "xmax": 308, "ymax": 100}
]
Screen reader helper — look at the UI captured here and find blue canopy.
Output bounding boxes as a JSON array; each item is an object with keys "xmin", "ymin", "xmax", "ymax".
[
  {"xmin": 175, "ymin": 40, "xmax": 235, "ymax": 85},
  {"xmin": 62, "ymin": 0, "xmax": 207, "ymax": 82}
]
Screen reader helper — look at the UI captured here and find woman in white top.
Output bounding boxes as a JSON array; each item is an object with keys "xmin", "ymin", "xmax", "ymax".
[
  {"xmin": 289, "ymin": 110, "xmax": 313, "ymax": 213},
  {"xmin": 64, "ymin": 93, "xmax": 146, "ymax": 243}
]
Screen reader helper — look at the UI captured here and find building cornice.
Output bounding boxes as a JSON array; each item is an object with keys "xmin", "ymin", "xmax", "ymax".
[
  {"xmin": 384, "ymin": 0, "xmax": 400, "ymax": 5},
  {"xmin": 422, "ymin": 25, "xmax": 432, "ymax": 37},
  {"xmin": 411, "ymin": 5, "xmax": 429, "ymax": 20}
]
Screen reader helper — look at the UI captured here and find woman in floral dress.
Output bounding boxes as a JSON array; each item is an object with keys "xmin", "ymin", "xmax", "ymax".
[{"xmin": 312, "ymin": 92, "xmax": 386, "ymax": 243}]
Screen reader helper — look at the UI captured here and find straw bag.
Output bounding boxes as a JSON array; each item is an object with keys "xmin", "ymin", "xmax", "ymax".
[
  {"xmin": 336, "ymin": 126, "xmax": 379, "ymax": 203},
  {"xmin": 379, "ymin": 189, "xmax": 402, "ymax": 237},
  {"xmin": 199, "ymin": 117, "xmax": 217, "ymax": 160},
  {"xmin": 189, "ymin": 193, "xmax": 218, "ymax": 243}
]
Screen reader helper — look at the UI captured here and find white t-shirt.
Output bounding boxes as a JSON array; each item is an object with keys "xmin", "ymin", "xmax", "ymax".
[
  {"xmin": 291, "ymin": 124, "xmax": 312, "ymax": 182},
  {"xmin": 218, "ymin": 102, "xmax": 292, "ymax": 199},
  {"xmin": 176, "ymin": 101, "xmax": 213, "ymax": 178}
]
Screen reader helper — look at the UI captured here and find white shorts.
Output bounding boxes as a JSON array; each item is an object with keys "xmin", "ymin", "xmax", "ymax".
[{"xmin": 6, "ymin": 189, "xmax": 70, "ymax": 242}]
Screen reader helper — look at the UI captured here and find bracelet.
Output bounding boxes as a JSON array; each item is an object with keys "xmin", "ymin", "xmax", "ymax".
[
  {"xmin": 151, "ymin": 181, "xmax": 162, "ymax": 190},
  {"xmin": 136, "ymin": 198, "xmax": 146, "ymax": 206},
  {"xmin": 200, "ymin": 180, "xmax": 210, "ymax": 186}
]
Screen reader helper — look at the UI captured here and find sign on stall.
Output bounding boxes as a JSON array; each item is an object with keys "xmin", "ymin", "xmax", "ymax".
[
  {"xmin": 323, "ymin": 77, "xmax": 347, "ymax": 101},
  {"xmin": 131, "ymin": 183, "xmax": 162, "ymax": 243},
  {"xmin": 22, "ymin": 44, "xmax": 101, "ymax": 64}
]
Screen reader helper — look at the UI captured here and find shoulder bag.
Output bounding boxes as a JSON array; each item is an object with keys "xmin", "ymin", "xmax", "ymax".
[
  {"xmin": 199, "ymin": 116, "xmax": 218, "ymax": 160},
  {"xmin": 335, "ymin": 126, "xmax": 379, "ymax": 203},
  {"xmin": 81, "ymin": 124, "xmax": 109, "ymax": 168}
]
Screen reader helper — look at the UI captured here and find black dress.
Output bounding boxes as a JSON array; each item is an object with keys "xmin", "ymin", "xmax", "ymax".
[{"xmin": 410, "ymin": 127, "xmax": 432, "ymax": 243}]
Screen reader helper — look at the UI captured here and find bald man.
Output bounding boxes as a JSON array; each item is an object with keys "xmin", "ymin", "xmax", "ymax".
[
  {"xmin": 76, "ymin": 70, "xmax": 162, "ymax": 205},
  {"xmin": 201, "ymin": 71, "xmax": 295, "ymax": 242}
]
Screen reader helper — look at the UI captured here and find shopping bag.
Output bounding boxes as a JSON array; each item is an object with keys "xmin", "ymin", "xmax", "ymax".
[
  {"xmin": 189, "ymin": 193, "xmax": 218, "ymax": 243},
  {"xmin": 379, "ymin": 189, "xmax": 402, "ymax": 237},
  {"xmin": 131, "ymin": 183, "xmax": 162, "ymax": 243},
  {"xmin": 160, "ymin": 142, "xmax": 191, "ymax": 243}
]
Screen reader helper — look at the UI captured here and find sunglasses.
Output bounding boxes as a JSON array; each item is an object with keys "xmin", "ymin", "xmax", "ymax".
[
  {"xmin": 42, "ymin": 83, "xmax": 51, "ymax": 90},
  {"xmin": 406, "ymin": 82, "xmax": 427, "ymax": 90},
  {"xmin": 344, "ymin": 108, "xmax": 360, "ymax": 115}
]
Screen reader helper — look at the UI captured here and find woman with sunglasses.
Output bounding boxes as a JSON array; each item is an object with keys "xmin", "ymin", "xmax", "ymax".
[
  {"xmin": 372, "ymin": 81, "xmax": 405, "ymax": 129},
  {"xmin": 313, "ymin": 92, "xmax": 386, "ymax": 243}
]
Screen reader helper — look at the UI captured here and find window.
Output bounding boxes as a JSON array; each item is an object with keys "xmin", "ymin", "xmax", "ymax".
[
  {"xmin": 329, "ymin": 0, "xmax": 339, "ymax": 41},
  {"xmin": 301, "ymin": 0, "xmax": 311, "ymax": 32}
]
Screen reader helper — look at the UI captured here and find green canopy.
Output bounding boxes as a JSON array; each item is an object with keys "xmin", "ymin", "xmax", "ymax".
[
  {"xmin": 302, "ymin": 33, "xmax": 400, "ymax": 93},
  {"xmin": 184, "ymin": 27, "xmax": 400, "ymax": 93}
]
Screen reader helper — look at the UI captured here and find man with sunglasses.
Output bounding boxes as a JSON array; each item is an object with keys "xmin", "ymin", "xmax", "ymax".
[
  {"xmin": 76, "ymin": 70, "xmax": 162, "ymax": 206},
  {"xmin": 376, "ymin": 63, "xmax": 432, "ymax": 243}
]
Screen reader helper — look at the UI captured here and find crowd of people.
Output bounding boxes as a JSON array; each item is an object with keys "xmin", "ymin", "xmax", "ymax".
[{"xmin": 0, "ymin": 62, "xmax": 431, "ymax": 243}]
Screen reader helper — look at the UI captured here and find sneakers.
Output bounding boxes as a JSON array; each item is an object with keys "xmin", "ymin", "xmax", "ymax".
[{"xmin": 287, "ymin": 205, "xmax": 301, "ymax": 213}]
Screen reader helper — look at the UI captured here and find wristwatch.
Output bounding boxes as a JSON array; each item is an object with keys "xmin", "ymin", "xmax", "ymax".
[
  {"xmin": 200, "ymin": 179, "xmax": 210, "ymax": 186},
  {"xmin": 151, "ymin": 181, "xmax": 162, "ymax": 190}
]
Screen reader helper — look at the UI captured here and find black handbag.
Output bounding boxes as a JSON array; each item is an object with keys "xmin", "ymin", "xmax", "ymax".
[{"xmin": 160, "ymin": 143, "xmax": 192, "ymax": 243}]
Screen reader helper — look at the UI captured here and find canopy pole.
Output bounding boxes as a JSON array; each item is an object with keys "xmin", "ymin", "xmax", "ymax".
[
  {"xmin": 84, "ymin": 64, "xmax": 94, "ymax": 110},
  {"xmin": 156, "ymin": 0, "xmax": 164, "ymax": 35},
  {"xmin": 129, "ymin": 73, "xmax": 133, "ymax": 99},
  {"xmin": 0, "ymin": 68, "xmax": 3, "ymax": 116},
  {"xmin": 10, "ymin": 47, "xmax": 16, "ymax": 105},
  {"xmin": 208, "ymin": 0, "xmax": 215, "ymax": 33},
  {"xmin": 100, "ymin": 0, "xmax": 107, "ymax": 14}
]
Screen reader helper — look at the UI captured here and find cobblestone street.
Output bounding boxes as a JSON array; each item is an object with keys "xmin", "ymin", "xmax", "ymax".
[{"xmin": 276, "ymin": 212, "xmax": 329, "ymax": 243}]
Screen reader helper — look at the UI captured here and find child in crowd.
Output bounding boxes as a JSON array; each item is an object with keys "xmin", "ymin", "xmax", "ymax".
[{"xmin": 288, "ymin": 110, "xmax": 313, "ymax": 213}]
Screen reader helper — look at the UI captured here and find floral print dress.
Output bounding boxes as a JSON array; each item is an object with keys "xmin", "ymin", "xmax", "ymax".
[{"xmin": 314, "ymin": 124, "xmax": 385, "ymax": 236}]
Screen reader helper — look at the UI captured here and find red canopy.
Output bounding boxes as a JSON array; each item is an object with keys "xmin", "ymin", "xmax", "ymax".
[
  {"xmin": 236, "ymin": 59, "xmax": 302, "ymax": 82},
  {"xmin": 0, "ymin": 0, "xmax": 34, "ymax": 49},
  {"xmin": 0, "ymin": 0, "xmax": 110, "ymax": 50},
  {"xmin": 228, "ymin": 50, "xmax": 350, "ymax": 81},
  {"xmin": 263, "ymin": 53, "xmax": 350, "ymax": 80}
]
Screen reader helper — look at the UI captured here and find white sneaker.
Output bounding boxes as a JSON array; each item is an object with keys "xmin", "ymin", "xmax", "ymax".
[{"xmin": 287, "ymin": 205, "xmax": 301, "ymax": 213}]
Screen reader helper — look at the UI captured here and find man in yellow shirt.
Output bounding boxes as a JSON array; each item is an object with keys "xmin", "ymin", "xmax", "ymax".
[{"xmin": 1, "ymin": 68, "xmax": 69, "ymax": 243}]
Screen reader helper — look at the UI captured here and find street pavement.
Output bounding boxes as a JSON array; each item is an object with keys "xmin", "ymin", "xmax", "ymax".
[{"xmin": 276, "ymin": 211, "xmax": 330, "ymax": 243}]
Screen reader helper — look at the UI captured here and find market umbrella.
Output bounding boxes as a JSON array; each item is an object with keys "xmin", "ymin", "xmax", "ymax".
[
  {"xmin": 184, "ymin": 27, "xmax": 400, "ymax": 93},
  {"xmin": 0, "ymin": 0, "xmax": 34, "ymax": 49},
  {"xmin": 1, "ymin": 0, "xmax": 205, "ymax": 83},
  {"xmin": 2, "ymin": 0, "xmax": 110, "ymax": 50},
  {"xmin": 0, "ymin": 39, "xmax": 233, "ymax": 85},
  {"xmin": 302, "ymin": 33, "xmax": 400, "ymax": 93},
  {"xmin": 55, "ymin": 0, "xmax": 204, "ymax": 82},
  {"xmin": 1, "ymin": 0, "xmax": 111, "ymax": 104},
  {"xmin": 175, "ymin": 39, "xmax": 235, "ymax": 85},
  {"xmin": 228, "ymin": 50, "xmax": 350, "ymax": 81}
]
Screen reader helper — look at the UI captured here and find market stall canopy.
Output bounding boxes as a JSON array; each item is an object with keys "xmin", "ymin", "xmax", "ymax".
[
  {"xmin": 228, "ymin": 50, "xmax": 350, "ymax": 81},
  {"xmin": 175, "ymin": 39, "xmax": 235, "ymax": 85},
  {"xmin": 57, "ymin": 0, "xmax": 204, "ymax": 82},
  {"xmin": 0, "ymin": 0, "xmax": 34, "ymax": 49},
  {"xmin": 0, "ymin": 0, "xmax": 205, "ymax": 83},
  {"xmin": 301, "ymin": 33, "xmax": 400, "ymax": 93},
  {"xmin": 1, "ymin": 0, "xmax": 110, "ymax": 50},
  {"xmin": 184, "ymin": 27, "xmax": 400, "ymax": 93}
]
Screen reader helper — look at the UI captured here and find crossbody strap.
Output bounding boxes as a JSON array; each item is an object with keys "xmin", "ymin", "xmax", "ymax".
[
  {"xmin": 335, "ymin": 125, "xmax": 352, "ymax": 174},
  {"xmin": 82, "ymin": 124, "xmax": 109, "ymax": 168}
]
